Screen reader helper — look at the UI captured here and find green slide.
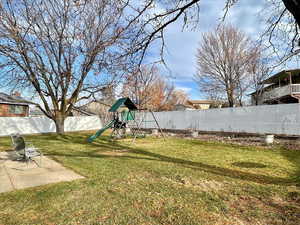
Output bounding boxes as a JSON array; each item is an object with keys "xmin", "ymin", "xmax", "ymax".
[{"xmin": 87, "ymin": 119, "xmax": 115, "ymax": 143}]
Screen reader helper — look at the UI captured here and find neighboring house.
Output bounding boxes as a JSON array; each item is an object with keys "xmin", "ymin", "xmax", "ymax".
[
  {"xmin": 74, "ymin": 100, "xmax": 111, "ymax": 121},
  {"xmin": 250, "ymin": 69, "xmax": 300, "ymax": 105},
  {"xmin": 28, "ymin": 106, "xmax": 45, "ymax": 117},
  {"xmin": 71, "ymin": 106, "xmax": 96, "ymax": 116},
  {"xmin": 186, "ymin": 100, "xmax": 221, "ymax": 110},
  {"xmin": 174, "ymin": 103, "xmax": 195, "ymax": 111},
  {"xmin": 0, "ymin": 92, "xmax": 30, "ymax": 117},
  {"xmin": 28, "ymin": 101, "xmax": 105, "ymax": 117},
  {"xmin": 76, "ymin": 101, "xmax": 111, "ymax": 115},
  {"xmin": 28, "ymin": 105, "xmax": 95, "ymax": 117}
]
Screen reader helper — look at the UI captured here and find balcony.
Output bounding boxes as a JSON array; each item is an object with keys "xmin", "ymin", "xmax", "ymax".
[{"xmin": 261, "ymin": 84, "xmax": 300, "ymax": 102}]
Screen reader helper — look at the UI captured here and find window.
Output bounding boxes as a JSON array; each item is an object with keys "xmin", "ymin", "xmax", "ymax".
[{"xmin": 9, "ymin": 105, "xmax": 26, "ymax": 114}]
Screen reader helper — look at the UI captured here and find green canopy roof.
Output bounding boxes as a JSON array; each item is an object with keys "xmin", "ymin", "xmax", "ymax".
[{"xmin": 109, "ymin": 97, "xmax": 138, "ymax": 112}]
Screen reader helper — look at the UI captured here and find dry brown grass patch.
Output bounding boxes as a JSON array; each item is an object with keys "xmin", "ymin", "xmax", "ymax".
[
  {"xmin": 163, "ymin": 176, "xmax": 224, "ymax": 191},
  {"xmin": 99, "ymin": 149, "xmax": 130, "ymax": 156}
]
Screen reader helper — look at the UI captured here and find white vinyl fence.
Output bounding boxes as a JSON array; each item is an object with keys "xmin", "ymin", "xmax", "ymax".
[
  {"xmin": 1, "ymin": 104, "xmax": 300, "ymax": 137},
  {"xmin": 0, "ymin": 116, "xmax": 102, "ymax": 136},
  {"xmin": 141, "ymin": 103, "xmax": 300, "ymax": 136}
]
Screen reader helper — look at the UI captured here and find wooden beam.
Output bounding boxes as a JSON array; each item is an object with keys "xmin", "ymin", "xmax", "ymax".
[{"xmin": 288, "ymin": 71, "xmax": 292, "ymax": 85}]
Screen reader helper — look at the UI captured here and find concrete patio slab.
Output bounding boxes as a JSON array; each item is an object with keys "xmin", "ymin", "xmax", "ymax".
[
  {"xmin": 0, "ymin": 165, "xmax": 6, "ymax": 177},
  {"xmin": 0, "ymin": 174, "xmax": 14, "ymax": 193},
  {"xmin": 0, "ymin": 151, "xmax": 84, "ymax": 193},
  {"xmin": 10, "ymin": 170, "xmax": 83, "ymax": 189}
]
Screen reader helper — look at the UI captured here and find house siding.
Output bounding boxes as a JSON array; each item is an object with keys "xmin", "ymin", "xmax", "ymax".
[
  {"xmin": 189, "ymin": 103, "xmax": 211, "ymax": 110},
  {"xmin": 0, "ymin": 103, "xmax": 29, "ymax": 117}
]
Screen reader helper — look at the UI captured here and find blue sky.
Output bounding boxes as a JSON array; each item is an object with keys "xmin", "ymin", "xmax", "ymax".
[
  {"xmin": 160, "ymin": 0, "xmax": 265, "ymax": 99},
  {"xmin": 2, "ymin": 0, "xmax": 298, "ymax": 102}
]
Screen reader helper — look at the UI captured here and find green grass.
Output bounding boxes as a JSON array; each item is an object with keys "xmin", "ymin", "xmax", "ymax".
[{"xmin": 0, "ymin": 131, "xmax": 300, "ymax": 225}]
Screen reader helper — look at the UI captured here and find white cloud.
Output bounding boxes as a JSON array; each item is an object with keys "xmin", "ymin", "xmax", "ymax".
[{"xmin": 175, "ymin": 86, "xmax": 192, "ymax": 94}]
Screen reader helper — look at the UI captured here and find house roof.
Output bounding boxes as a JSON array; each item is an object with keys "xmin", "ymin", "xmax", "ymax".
[
  {"xmin": 175, "ymin": 103, "xmax": 194, "ymax": 108},
  {"xmin": 79, "ymin": 100, "xmax": 112, "ymax": 109},
  {"xmin": 72, "ymin": 106, "xmax": 96, "ymax": 116},
  {"xmin": 248, "ymin": 84, "xmax": 273, "ymax": 96},
  {"xmin": 29, "ymin": 107, "xmax": 45, "ymax": 116},
  {"xmin": 262, "ymin": 69, "xmax": 300, "ymax": 84},
  {"xmin": 187, "ymin": 100, "xmax": 216, "ymax": 104},
  {"xmin": 0, "ymin": 92, "xmax": 31, "ymax": 105}
]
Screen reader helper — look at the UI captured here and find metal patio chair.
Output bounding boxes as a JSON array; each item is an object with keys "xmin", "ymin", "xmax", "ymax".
[{"xmin": 10, "ymin": 134, "xmax": 43, "ymax": 167}]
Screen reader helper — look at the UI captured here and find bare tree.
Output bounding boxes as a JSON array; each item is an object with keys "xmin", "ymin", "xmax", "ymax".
[
  {"xmin": 0, "ymin": 0, "xmax": 205, "ymax": 134},
  {"xmin": 224, "ymin": 0, "xmax": 300, "ymax": 63},
  {"xmin": 248, "ymin": 56, "xmax": 273, "ymax": 105},
  {"xmin": 121, "ymin": 66, "xmax": 159, "ymax": 109},
  {"xmin": 140, "ymin": 0, "xmax": 300, "ymax": 60},
  {"xmin": 121, "ymin": 65, "xmax": 188, "ymax": 111},
  {"xmin": 147, "ymin": 77, "xmax": 175, "ymax": 111},
  {"xmin": 121, "ymin": 65, "xmax": 173, "ymax": 111},
  {"xmin": 0, "ymin": 1, "xmax": 134, "ymax": 133},
  {"xmin": 195, "ymin": 25, "xmax": 259, "ymax": 107},
  {"xmin": 162, "ymin": 89, "xmax": 189, "ymax": 110},
  {"xmin": 143, "ymin": 0, "xmax": 300, "ymax": 65},
  {"xmin": 135, "ymin": 0, "xmax": 300, "ymax": 63},
  {"xmin": 0, "ymin": 0, "xmax": 298, "ymax": 133}
]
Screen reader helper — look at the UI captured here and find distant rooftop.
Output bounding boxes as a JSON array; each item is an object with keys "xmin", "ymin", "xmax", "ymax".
[
  {"xmin": 0, "ymin": 92, "xmax": 31, "ymax": 105},
  {"xmin": 187, "ymin": 100, "xmax": 217, "ymax": 104},
  {"xmin": 72, "ymin": 106, "xmax": 96, "ymax": 116}
]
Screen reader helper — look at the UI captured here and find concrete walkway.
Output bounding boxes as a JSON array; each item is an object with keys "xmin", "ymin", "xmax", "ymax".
[{"xmin": 0, "ymin": 151, "xmax": 84, "ymax": 193}]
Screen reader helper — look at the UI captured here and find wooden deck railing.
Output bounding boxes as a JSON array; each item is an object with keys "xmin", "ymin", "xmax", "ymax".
[
  {"xmin": 262, "ymin": 84, "xmax": 300, "ymax": 101},
  {"xmin": 291, "ymin": 84, "xmax": 300, "ymax": 93}
]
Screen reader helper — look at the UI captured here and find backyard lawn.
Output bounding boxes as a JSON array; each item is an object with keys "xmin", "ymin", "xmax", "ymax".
[{"xmin": 0, "ymin": 132, "xmax": 300, "ymax": 225}]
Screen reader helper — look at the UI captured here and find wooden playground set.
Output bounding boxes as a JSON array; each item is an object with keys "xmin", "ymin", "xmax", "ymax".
[{"xmin": 87, "ymin": 98, "xmax": 164, "ymax": 143}]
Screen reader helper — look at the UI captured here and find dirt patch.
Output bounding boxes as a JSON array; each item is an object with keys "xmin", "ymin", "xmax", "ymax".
[
  {"xmin": 163, "ymin": 132, "xmax": 300, "ymax": 150},
  {"xmin": 286, "ymin": 191, "xmax": 300, "ymax": 203},
  {"xmin": 113, "ymin": 172, "xmax": 154, "ymax": 186},
  {"xmin": 283, "ymin": 142, "xmax": 300, "ymax": 151},
  {"xmin": 100, "ymin": 149, "xmax": 130, "ymax": 156},
  {"xmin": 163, "ymin": 176, "xmax": 224, "ymax": 191},
  {"xmin": 227, "ymin": 195, "xmax": 300, "ymax": 225}
]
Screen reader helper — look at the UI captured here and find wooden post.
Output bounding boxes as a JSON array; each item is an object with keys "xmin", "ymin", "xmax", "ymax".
[
  {"xmin": 287, "ymin": 71, "xmax": 300, "ymax": 103},
  {"xmin": 150, "ymin": 110, "xmax": 166, "ymax": 140},
  {"xmin": 289, "ymin": 71, "xmax": 292, "ymax": 85},
  {"xmin": 288, "ymin": 71, "xmax": 292, "ymax": 95}
]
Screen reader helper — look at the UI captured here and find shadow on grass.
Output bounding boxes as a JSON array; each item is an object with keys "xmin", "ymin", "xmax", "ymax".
[
  {"xmin": 36, "ymin": 133, "xmax": 300, "ymax": 187},
  {"xmin": 232, "ymin": 162, "xmax": 267, "ymax": 168},
  {"xmin": 279, "ymin": 148, "xmax": 300, "ymax": 186}
]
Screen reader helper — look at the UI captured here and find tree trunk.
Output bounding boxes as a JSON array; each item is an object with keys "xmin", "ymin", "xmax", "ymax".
[
  {"xmin": 239, "ymin": 99, "xmax": 243, "ymax": 107},
  {"xmin": 255, "ymin": 93, "xmax": 259, "ymax": 105},
  {"xmin": 54, "ymin": 116, "xmax": 65, "ymax": 134},
  {"xmin": 226, "ymin": 89, "xmax": 235, "ymax": 107},
  {"xmin": 282, "ymin": 0, "xmax": 300, "ymax": 27},
  {"xmin": 228, "ymin": 98, "xmax": 234, "ymax": 107}
]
